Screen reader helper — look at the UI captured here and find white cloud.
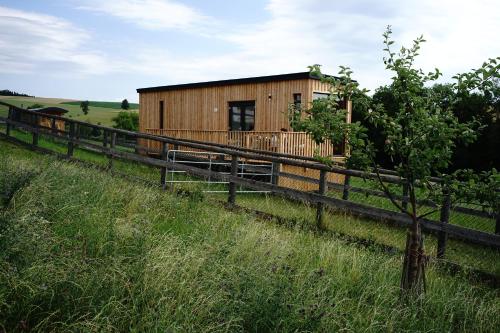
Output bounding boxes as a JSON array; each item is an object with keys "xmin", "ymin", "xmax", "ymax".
[
  {"xmin": 0, "ymin": 6, "xmax": 115, "ymax": 75},
  {"xmin": 1, "ymin": 0, "xmax": 498, "ymax": 100},
  {"xmin": 78, "ymin": 0, "xmax": 213, "ymax": 32},
  {"xmin": 129, "ymin": 0, "xmax": 500, "ymax": 92}
]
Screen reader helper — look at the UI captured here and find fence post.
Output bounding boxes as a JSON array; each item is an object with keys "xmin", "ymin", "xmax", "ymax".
[
  {"xmin": 228, "ymin": 154, "xmax": 238, "ymax": 205},
  {"xmin": 108, "ymin": 132, "xmax": 116, "ymax": 170},
  {"xmin": 67, "ymin": 122, "xmax": 75, "ymax": 158},
  {"xmin": 402, "ymin": 182, "xmax": 409, "ymax": 211},
  {"xmin": 342, "ymin": 175, "xmax": 351, "ymax": 200},
  {"xmin": 32, "ymin": 114, "xmax": 39, "ymax": 146},
  {"xmin": 73, "ymin": 123, "xmax": 80, "ymax": 149},
  {"xmin": 271, "ymin": 161, "xmax": 280, "ymax": 185},
  {"xmin": 103, "ymin": 130, "xmax": 108, "ymax": 148},
  {"xmin": 437, "ymin": 188, "xmax": 451, "ymax": 258},
  {"xmin": 160, "ymin": 142, "xmax": 168, "ymax": 190},
  {"xmin": 316, "ymin": 170, "xmax": 328, "ymax": 229},
  {"xmin": 495, "ymin": 212, "xmax": 499, "ymax": 235},
  {"xmin": 6, "ymin": 107, "xmax": 12, "ymax": 136}
]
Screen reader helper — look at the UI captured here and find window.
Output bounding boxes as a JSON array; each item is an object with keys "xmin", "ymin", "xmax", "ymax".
[
  {"xmin": 159, "ymin": 100, "xmax": 164, "ymax": 129},
  {"xmin": 229, "ymin": 101, "xmax": 255, "ymax": 131},
  {"xmin": 293, "ymin": 93, "xmax": 301, "ymax": 107},
  {"xmin": 313, "ymin": 92, "xmax": 330, "ymax": 100}
]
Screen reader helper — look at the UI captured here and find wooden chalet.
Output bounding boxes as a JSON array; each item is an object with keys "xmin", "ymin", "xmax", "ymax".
[
  {"xmin": 137, "ymin": 72, "xmax": 351, "ymax": 189},
  {"xmin": 137, "ymin": 72, "xmax": 351, "ymax": 157}
]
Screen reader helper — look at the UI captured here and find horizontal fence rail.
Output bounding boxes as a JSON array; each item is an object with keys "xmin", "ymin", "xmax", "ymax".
[{"xmin": 0, "ymin": 101, "xmax": 498, "ymax": 253}]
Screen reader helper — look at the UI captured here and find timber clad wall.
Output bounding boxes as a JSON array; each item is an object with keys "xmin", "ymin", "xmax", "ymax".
[{"xmin": 139, "ymin": 78, "xmax": 333, "ymax": 133}]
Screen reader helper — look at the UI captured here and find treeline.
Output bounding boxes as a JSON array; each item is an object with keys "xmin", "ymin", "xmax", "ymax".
[
  {"xmin": 0, "ymin": 89, "xmax": 33, "ymax": 97},
  {"xmin": 352, "ymin": 83, "xmax": 500, "ymax": 172}
]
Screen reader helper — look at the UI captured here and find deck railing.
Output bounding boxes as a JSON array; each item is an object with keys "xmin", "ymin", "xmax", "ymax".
[{"xmin": 145, "ymin": 129, "xmax": 338, "ymax": 158}]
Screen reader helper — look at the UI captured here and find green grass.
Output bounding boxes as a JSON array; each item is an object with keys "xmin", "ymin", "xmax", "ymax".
[
  {"xmin": 2, "ymin": 128, "xmax": 499, "ymax": 276},
  {"xmin": 61, "ymin": 100, "xmax": 139, "ymax": 109},
  {"xmin": 223, "ymin": 193, "xmax": 500, "ymax": 275},
  {"xmin": 0, "ymin": 140, "xmax": 499, "ymax": 332},
  {"xmin": 342, "ymin": 178, "xmax": 495, "ymax": 233},
  {"xmin": 0, "ymin": 96, "xmax": 138, "ymax": 126}
]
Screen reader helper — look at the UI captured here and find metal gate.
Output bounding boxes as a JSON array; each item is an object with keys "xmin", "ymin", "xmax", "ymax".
[{"xmin": 165, "ymin": 149, "xmax": 273, "ymax": 193}]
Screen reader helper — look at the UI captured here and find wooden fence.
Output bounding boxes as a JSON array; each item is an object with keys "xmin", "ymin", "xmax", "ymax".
[{"xmin": 1, "ymin": 102, "xmax": 499, "ymax": 256}]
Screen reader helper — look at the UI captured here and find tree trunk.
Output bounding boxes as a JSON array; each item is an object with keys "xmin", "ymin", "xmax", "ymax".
[{"xmin": 400, "ymin": 189, "xmax": 426, "ymax": 295}]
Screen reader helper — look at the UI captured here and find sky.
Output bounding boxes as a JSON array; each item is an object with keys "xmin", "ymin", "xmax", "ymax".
[{"xmin": 0, "ymin": 0, "xmax": 499, "ymax": 103}]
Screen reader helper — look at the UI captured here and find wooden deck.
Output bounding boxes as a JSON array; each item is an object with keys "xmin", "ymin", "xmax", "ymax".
[{"xmin": 144, "ymin": 129, "xmax": 340, "ymax": 158}]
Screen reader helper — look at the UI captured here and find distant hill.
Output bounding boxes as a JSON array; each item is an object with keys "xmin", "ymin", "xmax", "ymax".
[
  {"xmin": 62, "ymin": 100, "xmax": 139, "ymax": 110},
  {"xmin": 0, "ymin": 96, "xmax": 135, "ymax": 126},
  {"xmin": 0, "ymin": 89, "xmax": 33, "ymax": 97}
]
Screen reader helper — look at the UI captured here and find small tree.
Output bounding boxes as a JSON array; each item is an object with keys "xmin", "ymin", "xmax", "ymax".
[
  {"xmin": 80, "ymin": 100, "xmax": 89, "ymax": 115},
  {"xmin": 290, "ymin": 26, "xmax": 499, "ymax": 295},
  {"xmin": 112, "ymin": 111, "xmax": 139, "ymax": 131},
  {"xmin": 121, "ymin": 99, "xmax": 130, "ymax": 110}
]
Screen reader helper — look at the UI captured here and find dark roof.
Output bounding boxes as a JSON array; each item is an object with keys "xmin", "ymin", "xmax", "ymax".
[
  {"xmin": 137, "ymin": 72, "xmax": 336, "ymax": 93},
  {"xmin": 29, "ymin": 107, "xmax": 69, "ymax": 114}
]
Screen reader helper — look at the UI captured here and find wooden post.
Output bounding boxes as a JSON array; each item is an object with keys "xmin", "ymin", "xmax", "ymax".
[
  {"xmin": 103, "ymin": 130, "xmax": 108, "ymax": 148},
  {"xmin": 316, "ymin": 170, "xmax": 327, "ymax": 229},
  {"xmin": 108, "ymin": 132, "xmax": 116, "ymax": 169},
  {"xmin": 228, "ymin": 154, "xmax": 238, "ymax": 205},
  {"xmin": 437, "ymin": 189, "xmax": 451, "ymax": 258},
  {"xmin": 67, "ymin": 122, "xmax": 75, "ymax": 158},
  {"xmin": 495, "ymin": 213, "xmax": 500, "ymax": 235},
  {"xmin": 51, "ymin": 118, "xmax": 57, "ymax": 135},
  {"xmin": 402, "ymin": 182, "xmax": 409, "ymax": 211},
  {"xmin": 6, "ymin": 107, "xmax": 12, "ymax": 136},
  {"xmin": 271, "ymin": 161, "xmax": 280, "ymax": 185},
  {"xmin": 32, "ymin": 114, "xmax": 39, "ymax": 146},
  {"xmin": 160, "ymin": 142, "xmax": 168, "ymax": 190},
  {"xmin": 74, "ymin": 123, "xmax": 80, "ymax": 149},
  {"xmin": 342, "ymin": 175, "xmax": 351, "ymax": 200}
]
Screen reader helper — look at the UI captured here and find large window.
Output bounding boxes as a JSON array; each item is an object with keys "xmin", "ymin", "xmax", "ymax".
[
  {"xmin": 229, "ymin": 101, "xmax": 255, "ymax": 131},
  {"xmin": 159, "ymin": 100, "xmax": 164, "ymax": 129}
]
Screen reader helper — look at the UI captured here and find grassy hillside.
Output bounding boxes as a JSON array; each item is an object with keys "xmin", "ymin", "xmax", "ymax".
[
  {"xmin": 2, "ymin": 127, "xmax": 499, "ymax": 276},
  {"xmin": 0, "ymin": 140, "xmax": 499, "ymax": 332},
  {"xmin": 0, "ymin": 96, "xmax": 137, "ymax": 126},
  {"xmin": 61, "ymin": 100, "xmax": 139, "ymax": 110}
]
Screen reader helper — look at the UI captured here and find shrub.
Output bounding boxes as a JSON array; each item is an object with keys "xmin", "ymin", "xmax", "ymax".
[{"xmin": 112, "ymin": 111, "xmax": 139, "ymax": 131}]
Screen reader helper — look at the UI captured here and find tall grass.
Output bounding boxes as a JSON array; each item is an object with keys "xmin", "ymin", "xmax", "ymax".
[
  {"xmin": 0, "ymin": 142, "xmax": 499, "ymax": 332},
  {"xmin": 225, "ymin": 193, "xmax": 500, "ymax": 276},
  {"xmin": 3, "ymin": 130, "xmax": 500, "ymax": 276}
]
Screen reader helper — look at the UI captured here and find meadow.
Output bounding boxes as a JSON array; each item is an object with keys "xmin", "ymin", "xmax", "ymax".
[
  {"xmin": 0, "ymin": 96, "xmax": 138, "ymax": 126},
  {"xmin": 2, "ymin": 126, "xmax": 499, "ymax": 276},
  {"xmin": 0, "ymin": 138, "xmax": 499, "ymax": 332}
]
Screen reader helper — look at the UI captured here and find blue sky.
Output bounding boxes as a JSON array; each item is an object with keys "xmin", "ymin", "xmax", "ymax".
[{"xmin": 1, "ymin": 0, "xmax": 499, "ymax": 102}]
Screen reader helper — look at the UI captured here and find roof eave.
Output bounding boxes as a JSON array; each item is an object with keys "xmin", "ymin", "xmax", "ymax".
[{"xmin": 137, "ymin": 71, "xmax": 338, "ymax": 93}]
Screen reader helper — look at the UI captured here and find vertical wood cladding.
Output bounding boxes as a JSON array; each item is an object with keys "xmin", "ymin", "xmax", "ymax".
[{"xmin": 139, "ymin": 78, "xmax": 333, "ymax": 133}]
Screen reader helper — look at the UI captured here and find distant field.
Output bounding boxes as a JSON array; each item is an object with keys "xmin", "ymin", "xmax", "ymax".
[
  {"xmin": 61, "ymin": 100, "xmax": 139, "ymax": 110},
  {"xmin": 0, "ymin": 96, "xmax": 138, "ymax": 126}
]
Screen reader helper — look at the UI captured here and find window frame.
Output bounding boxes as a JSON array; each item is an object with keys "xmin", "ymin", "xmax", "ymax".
[
  {"xmin": 312, "ymin": 91, "xmax": 331, "ymax": 101},
  {"xmin": 293, "ymin": 93, "xmax": 302, "ymax": 107},
  {"xmin": 228, "ymin": 100, "xmax": 255, "ymax": 131}
]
